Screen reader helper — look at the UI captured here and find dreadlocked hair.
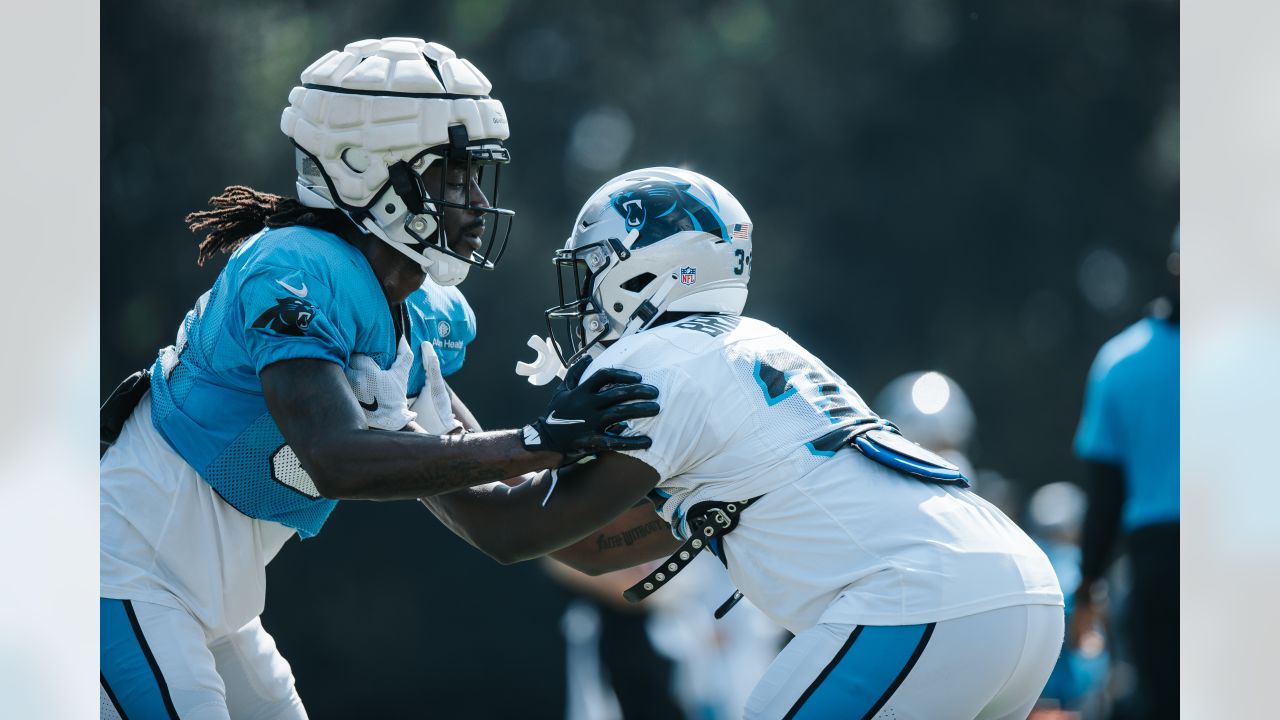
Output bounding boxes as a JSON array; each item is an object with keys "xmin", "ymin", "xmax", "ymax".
[{"xmin": 186, "ymin": 185, "xmax": 352, "ymax": 266}]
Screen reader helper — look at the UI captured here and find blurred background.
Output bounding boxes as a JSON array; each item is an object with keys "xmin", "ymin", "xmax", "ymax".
[{"xmin": 101, "ymin": 0, "xmax": 1178, "ymax": 717}]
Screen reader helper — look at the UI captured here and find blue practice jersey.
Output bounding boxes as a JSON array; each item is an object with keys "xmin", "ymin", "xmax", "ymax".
[
  {"xmin": 147, "ymin": 226, "xmax": 474, "ymax": 538},
  {"xmin": 406, "ymin": 276, "xmax": 476, "ymax": 394},
  {"xmin": 1074, "ymin": 316, "xmax": 1180, "ymax": 530}
]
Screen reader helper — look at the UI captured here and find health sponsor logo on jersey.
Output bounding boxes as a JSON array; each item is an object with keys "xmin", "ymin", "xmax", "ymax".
[
  {"xmin": 431, "ymin": 318, "xmax": 465, "ymax": 351},
  {"xmin": 251, "ymin": 297, "xmax": 317, "ymax": 337},
  {"xmin": 608, "ymin": 179, "xmax": 728, "ymax": 248}
]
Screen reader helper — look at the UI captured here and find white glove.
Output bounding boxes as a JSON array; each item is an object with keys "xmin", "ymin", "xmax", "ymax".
[
  {"xmin": 411, "ymin": 341, "xmax": 463, "ymax": 435},
  {"xmin": 345, "ymin": 336, "xmax": 417, "ymax": 431},
  {"xmin": 514, "ymin": 335, "xmax": 568, "ymax": 386}
]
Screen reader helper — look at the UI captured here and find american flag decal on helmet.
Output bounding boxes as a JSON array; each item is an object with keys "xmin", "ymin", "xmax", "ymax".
[{"xmin": 730, "ymin": 223, "xmax": 751, "ymax": 241}]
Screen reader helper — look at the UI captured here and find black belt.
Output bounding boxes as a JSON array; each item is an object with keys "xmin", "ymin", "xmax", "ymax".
[{"xmin": 623, "ymin": 496, "xmax": 761, "ymax": 618}]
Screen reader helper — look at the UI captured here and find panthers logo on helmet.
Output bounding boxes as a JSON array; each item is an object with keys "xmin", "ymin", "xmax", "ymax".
[
  {"xmin": 608, "ymin": 180, "xmax": 728, "ymax": 248},
  {"xmin": 252, "ymin": 297, "xmax": 317, "ymax": 337}
]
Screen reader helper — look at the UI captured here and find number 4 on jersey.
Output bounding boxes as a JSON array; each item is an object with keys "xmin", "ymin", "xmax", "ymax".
[{"xmin": 751, "ymin": 350, "xmax": 869, "ymax": 454}]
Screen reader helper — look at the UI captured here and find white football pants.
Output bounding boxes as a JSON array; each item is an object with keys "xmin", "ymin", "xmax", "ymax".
[
  {"xmin": 745, "ymin": 603, "xmax": 1064, "ymax": 719},
  {"xmin": 100, "ymin": 599, "xmax": 307, "ymax": 720}
]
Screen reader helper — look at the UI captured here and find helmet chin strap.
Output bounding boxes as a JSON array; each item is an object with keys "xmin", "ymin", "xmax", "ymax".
[
  {"xmin": 427, "ymin": 253, "xmax": 470, "ymax": 286},
  {"xmin": 297, "ymin": 174, "xmax": 471, "ymax": 286},
  {"xmin": 619, "ymin": 272, "xmax": 682, "ymax": 339},
  {"xmin": 356, "ymin": 216, "xmax": 471, "ymax": 287}
]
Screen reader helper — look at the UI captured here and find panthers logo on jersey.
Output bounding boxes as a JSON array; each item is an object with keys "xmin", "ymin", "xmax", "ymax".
[
  {"xmin": 609, "ymin": 179, "xmax": 728, "ymax": 248},
  {"xmin": 251, "ymin": 297, "xmax": 317, "ymax": 337}
]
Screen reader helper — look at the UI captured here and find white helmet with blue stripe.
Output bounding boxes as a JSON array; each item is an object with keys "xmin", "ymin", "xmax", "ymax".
[{"xmin": 546, "ymin": 167, "xmax": 753, "ymax": 365}]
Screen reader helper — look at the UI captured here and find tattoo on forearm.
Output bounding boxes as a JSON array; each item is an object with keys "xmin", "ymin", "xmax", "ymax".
[{"xmin": 595, "ymin": 519, "xmax": 666, "ymax": 551}]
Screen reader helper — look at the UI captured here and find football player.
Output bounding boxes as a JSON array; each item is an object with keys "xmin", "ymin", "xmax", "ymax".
[
  {"xmin": 99, "ymin": 39, "xmax": 658, "ymax": 720},
  {"xmin": 418, "ymin": 168, "xmax": 1066, "ymax": 719}
]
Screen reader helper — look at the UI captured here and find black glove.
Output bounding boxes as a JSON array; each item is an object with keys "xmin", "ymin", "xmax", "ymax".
[
  {"xmin": 522, "ymin": 358, "xmax": 659, "ymax": 463},
  {"xmin": 101, "ymin": 368, "xmax": 152, "ymax": 456}
]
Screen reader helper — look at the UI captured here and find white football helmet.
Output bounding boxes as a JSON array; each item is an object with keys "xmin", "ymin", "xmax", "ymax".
[
  {"xmin": 280, "ymin": 38, "xmax": 514, "ymax": 286},
  {"xmin": 546, "ymin": 167, "xmax": 753, "ymax": 365}
]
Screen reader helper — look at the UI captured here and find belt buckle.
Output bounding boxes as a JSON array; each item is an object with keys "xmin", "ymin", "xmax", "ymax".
[{"xmin": 709, "ymin": 508, "xmax": 731, "ymax": 530}]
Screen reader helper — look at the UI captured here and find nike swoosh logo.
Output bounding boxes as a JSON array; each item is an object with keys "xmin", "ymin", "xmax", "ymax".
[
  {"xmin": 276, "ymin": 279, "xmax": 309, "ymax": 297},
  {"xmin": 359, "ymin": 398, "xmax": 378, "ymax": 412},
  {"xmin": 523, "ymin": 425, "xmax": 542, "ymax": 446},
  {"xmin": 544, "ymin": 412, "xmax": 585, "ymax": 425}
]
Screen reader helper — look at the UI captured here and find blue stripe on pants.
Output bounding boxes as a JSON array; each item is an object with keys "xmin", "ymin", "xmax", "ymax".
[
  {"xmin": 100, "ymin": 599, "xmax": 179, "ymax": 720},
  {"xmin": 787, "ymin": 623, "xmax": 935, "ymax": 720}
]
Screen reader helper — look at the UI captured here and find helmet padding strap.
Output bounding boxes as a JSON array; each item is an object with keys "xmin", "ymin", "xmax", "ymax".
[
  {"xmin": 357, "ymin": 215, "xmax": 433, "ymax": 272},
  {"xmin": 621, "ymin": 273, "xmax": 680, "ymax": 338},
  {"xmin": 388, "ymin": 161, "xmax": 429, "ymax": 215}
]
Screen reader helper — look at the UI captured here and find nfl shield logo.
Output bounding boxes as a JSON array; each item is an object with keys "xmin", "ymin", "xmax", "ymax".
[{"xmin": 679, "ymin": 266, "xmax": 697, "ymax": 285}]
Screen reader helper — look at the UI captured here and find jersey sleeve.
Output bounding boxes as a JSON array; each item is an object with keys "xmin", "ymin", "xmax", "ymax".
[
  {"xmin": 1073, "ymin": 350, "xmax": 1124, "ymax": 464},
  {"xmin": 238, "ymin": 265, "xmax": 356, "ymax": 374}
]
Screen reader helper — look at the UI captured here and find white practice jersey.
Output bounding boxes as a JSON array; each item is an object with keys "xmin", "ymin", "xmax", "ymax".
[{"xmin": 583, "ymin": 315, "xmax": 1062, "ymax": 634}]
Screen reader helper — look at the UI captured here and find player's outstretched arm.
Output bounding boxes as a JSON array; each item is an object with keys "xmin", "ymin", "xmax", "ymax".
[
  {"xmin": 259, "ymin": 358, "xmax": 656, "ymax": 500},
  {"xmin": 421, "ymin": 451, "xmax": 674, "ymax": 566},
  {"xmin": 1069, "ymin": 460, "xmax": 1127, "ymax": 648},
  {"xmin": 547, "ymin": 503, "xmax": 682, "ymax": 576}
]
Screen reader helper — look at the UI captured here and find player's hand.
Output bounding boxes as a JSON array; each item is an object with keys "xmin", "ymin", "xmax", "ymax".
[
  {"xmin": 1066, "ymin": 588, "xmax": 1106, "ymax": 655},
  {"xmin": 411, "ymin": 341, "xmax": 463, "ymax": 435},
  {"xmin": 521, "ymin": 357, "xmax": 659, "ymax": 463},
  {"xmin": 345, "ymin": 336, "xmax": 417, "ymax": 431}
]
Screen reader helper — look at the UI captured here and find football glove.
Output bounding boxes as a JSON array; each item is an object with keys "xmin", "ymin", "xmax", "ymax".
[
  {"xmin": 521, "ymin": 357, "xmax": 659, "ymax": 463},
  {"xmin": 411, "ymin": 341, "xmax": 464, "ymax": 435},
  {"xmin": 345, "ymin": 336, "xmax": 418, "ymax": 431}
]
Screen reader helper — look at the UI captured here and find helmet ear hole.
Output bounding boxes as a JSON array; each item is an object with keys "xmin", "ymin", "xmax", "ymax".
[
  {"xmin": 341, "ymin": 148, "xmax": 370, "ymax": 173},
  {"xmin": 620, "ymin": 272, "xmax": 656, "ymax": 293}
]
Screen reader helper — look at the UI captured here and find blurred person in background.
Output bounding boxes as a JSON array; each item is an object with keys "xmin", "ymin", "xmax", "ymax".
[
  {"xmin": 1068, "ymin": 227, "xmax": 1180, "ymax": 720},
  {"xmin": 1025, "ymin": 482, "xmax": 1111, "ymax": 718},
  {"xmin": 99, "ymin": 38, "xmax": 658, "ymax": 720},
  {"xmin": 545, "ymin": 560, "xmax": 687, "ymax": 720},
  {"xmin": 417, "ymin": 167, "xmax": 1066, "ymax": 719},
  {"xmin": 545, "ymin": 550, "xmax": 783, "ymax": 720},
  {"xmin": 873, "ymin": 370, "xmax": 977, "ymax": 478},
  {"xmin": 874, "ymin": 370, "xmax": 1021, "ymax": 521}
]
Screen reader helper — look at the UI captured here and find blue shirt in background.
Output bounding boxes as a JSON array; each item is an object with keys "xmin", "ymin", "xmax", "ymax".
[{"xmin": 1074, "ymin": 317, "xmax": 1180, "ymax": 530}]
